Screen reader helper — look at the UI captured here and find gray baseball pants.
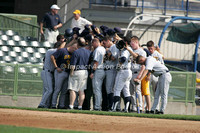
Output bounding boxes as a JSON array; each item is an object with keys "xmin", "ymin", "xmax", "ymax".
[
  {"xmin": 92, "ymin": 69, "xmax": 105, "ymax": 110},
  {"xmin": 151, "ymin": 72, "xmax": 172, "ymax": 112},
  {"xmin": 51, "ymin": 70, "xmax": 69, "ymax": 108},
  {"xmin": 39, "ymin": 69, "xmax": 54, "ymax": 108}
]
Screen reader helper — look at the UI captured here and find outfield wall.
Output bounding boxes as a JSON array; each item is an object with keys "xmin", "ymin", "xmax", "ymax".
[{"xmin": 0, "ymin": 63, "xmax": 197, "ymax": 115}]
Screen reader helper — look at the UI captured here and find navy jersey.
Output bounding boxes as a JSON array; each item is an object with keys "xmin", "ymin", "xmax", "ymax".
[
  {"xmin": 70, "ymin": 47, "xmax": 91, "ymax": 70},
  {"xmin": 52, "ymin": 48, "xmax": 71, "ymax": 71},
  {"xmin": 42, "ymin": 12, "xmax": 62, "ymax": 29}
]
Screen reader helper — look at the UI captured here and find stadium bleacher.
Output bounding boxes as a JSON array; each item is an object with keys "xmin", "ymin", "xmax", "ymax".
[
  {"xmin": 0, "ymin": 29, "xmax": 49, "ymax": 95},
  {"xmin": 0, "ymin": 29, "xmax": 53, "ymax": 65}
]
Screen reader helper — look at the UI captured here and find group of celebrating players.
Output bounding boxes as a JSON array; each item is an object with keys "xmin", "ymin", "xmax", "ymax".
[{"xmin": 38, "ymin": 24, "xmax": 171, "ymax": 115}]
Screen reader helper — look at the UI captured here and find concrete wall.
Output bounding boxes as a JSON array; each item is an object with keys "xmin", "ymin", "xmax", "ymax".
[
  {"xmin": 0, "ymin": 95, "xmax": 196, "ymax": 115},
  {"xmin": 0, "ymin": 95, "xmax": 41, "ymax": 108}
]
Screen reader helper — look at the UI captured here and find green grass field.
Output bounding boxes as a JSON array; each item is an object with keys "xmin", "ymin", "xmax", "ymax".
[
  {"xmin": 1, "ymin": 106, "xmax": 200, "ymax": 121},
  {"xmin": 0, "ymin": 125, "xmax": 90, "ymax": 133}
]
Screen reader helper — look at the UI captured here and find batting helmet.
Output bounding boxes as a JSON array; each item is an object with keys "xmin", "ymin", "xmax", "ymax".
[
  {"xmin": 64, "ymin": 28, "xmax": 73, "ymax": 38},
  {"xmin": 116, "ymin": 40, "xmax": 126, "ymax": 50}
]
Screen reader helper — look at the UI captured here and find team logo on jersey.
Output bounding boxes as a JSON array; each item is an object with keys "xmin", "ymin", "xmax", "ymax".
[{"xmin": 64, "ymin": 55, "xmax": 71, "ymax": 59}]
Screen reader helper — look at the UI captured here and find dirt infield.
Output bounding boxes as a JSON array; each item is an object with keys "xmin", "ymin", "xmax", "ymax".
[{"xmin": 0, "ymin": 109, "xmax": 200, "ymax": 133}]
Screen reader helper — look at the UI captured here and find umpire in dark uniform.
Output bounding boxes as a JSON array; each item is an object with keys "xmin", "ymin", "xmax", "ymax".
[{"xmin": 40, "ymin": 4, "xmax": 62, "ymax": 43}]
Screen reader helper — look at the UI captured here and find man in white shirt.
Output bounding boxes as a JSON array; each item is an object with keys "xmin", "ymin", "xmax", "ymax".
[{"xmin": 71, "ymin": 10, "xmax": 92, "ymax": 33}]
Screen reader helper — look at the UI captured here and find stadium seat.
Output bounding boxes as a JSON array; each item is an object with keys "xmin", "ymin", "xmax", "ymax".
[
  {"xmin": 30, "ymin": 41, "xmax": 40, "ymax": 47},
  {"xmin": 13, "ymin": 47, "xmax": 22, "ymax": 53},
  {"xmin": 12, "ymin": 35, "xmax": 24, "ymax": 41},
  {"xmin": 37, "ymin": 48, "xmax": 46, "ymax": 54},
  {"xmin": 21, "ymin": 51, "xmax": 29, "ymax": 58},
  {"xmin": 15, "ymin": 56, "xmax": 27, "ymax": 63},
  {"xmin": 18, "ymin": 67, "xmax": 27, "ymax": 73},
  {"xmin": 29, "ymin": 57, "xmax": 39, "ymax": 64},
  {"xmin": 42, "ymin": 41, "xmax": 52, "ymax": 48},
  {"xmin": 0, "ymin": 35, "xmax": 9, "ymax": 41},
  {"xmin": 5, "ymin": 30, "xmax": 17, "ymax": 36},
  {"xmin": 1, "ymin": 46, "xmax": 11, "ymax": 52},
  {"xmin": 30, "ymin": 67, "xmax": 39, "ymax": 73},
  {"xmin": 25, "ymin": 47, "xmax": 35, "ymax": 53},
  {"xmin": 29, "ymin": 57, "xmax": 40, "ymax": 64},
  {"xmin": 7, "ymin": 40, "xmax": 16, "ymax": 46},
  {"xmin": 0, "ymin": 51, "xmax": 5, "ymax": 57},
  {"xmin": 33, "ymin": 52, "xmax": 43, "ymax": 58},
  {"xmin": 8, "ymin": 51, "xmax": 18, "ymax": 57},
  {"xmin": 0, "ymin": 40, "xmax": 6, "ymax": 46},
  {"xmin": 3, "ymin": 56, "xmax": 14, "ymax": 63},
  {"xmin": 3, "ymin": 66, "xmax": 14, "ymax": 72},
  {"xmin": 0, "ymin": 60, "xmax": 6, "ymax": 64},
  {"xmin": 18, "ymin": 40, "xmax": 28, "ymax": 47}
]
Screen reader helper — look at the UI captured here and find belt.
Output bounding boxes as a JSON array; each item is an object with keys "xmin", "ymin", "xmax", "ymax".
[
  {"xmin": 48, "ymin": 28, "xmax": 57, "ymax": 32},
  {"xmin": 43, "ymin": 68, "xmax": 54, "ymax": 74},
  {"xmin": 159, "ymin": 70, "xmax": 169, "ymax": 76},
  {"xmin": 74, "ymin": 69, "xmax": 87, "ymax": 71}
]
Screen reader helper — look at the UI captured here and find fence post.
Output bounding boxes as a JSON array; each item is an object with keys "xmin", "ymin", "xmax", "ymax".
[
  {"xmin": 89, "ymin": 0, "xmax": 91, "ymax": 8},
  {"xmin": 13, "ymin": 64, "xmax": 19, "ymax": 100},
  {"xmin": 185, "ymin": 73, "xmax": 189, "ymax": 106},
  {"xmin": 141, "ymin": 0, "xmax": 144, "ymax": 14},
  {"xmin": 186, "ymin": 0, "xmax": 189, "ymax": 17},
  {"xmin": 136, "ymin": 0, "xmax": 138, "ymax": 7},
  {"xmin": 163, "ymin": 0, "xmax": 167, "ymax": 15},
  {"xmin": 114, "ymin": 0, "xmax": 117, "ymax": 10}
]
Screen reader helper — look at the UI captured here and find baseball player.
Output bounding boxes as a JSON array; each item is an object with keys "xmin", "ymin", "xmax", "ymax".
[
  {"xmin": 38, "ymin": 41, "xmax": 65, "ymax": 108},
  {"xmin": 68, "ymin": 38, "xmax": 91, "ymax": 110},
  {"xmin": 89, "ymin": 38, "xmax": 106, "ymax": 111},
  {"xmin": 135, "ymin": 55, "xmax": 172, "ymax": 114},
  {"xmin": 102, "ymin": 36, "xmax": 119, "ymax": 110},
  {"xmin": 126, "ymin": 36, "xmax": 146, "ymax": 113},
  {"xmin": 51, "ymin": 41, "xmax": 78, "ymax": 109},
  {"xmin": 112, "ymin": 40, "xmax": 132, "ymax": 113},
  {"xmin": 147, "ymin": 40, "xmax": 164, "ymax": 96}
]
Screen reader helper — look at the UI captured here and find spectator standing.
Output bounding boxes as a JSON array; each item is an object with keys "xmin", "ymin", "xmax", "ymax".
[
  {"xmin": 40, "ymin": 4, "xmax": 62, "ymax": 43},
  {"xmin": 71, "ymin": 9, "xmax": 92, "ymax": 33}
]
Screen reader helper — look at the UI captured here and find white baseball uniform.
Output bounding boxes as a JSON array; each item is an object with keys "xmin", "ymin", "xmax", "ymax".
[
  {"xmin": 150, "ymin": 50, "xmax": 164, "ymax": 96},
  {"xmin": 145, "ymin": 56, "xmax": 172, "ymax": 112},
  {"xmin": 104, "ymin": 44, "xmax": 119, "ymax": 109},
  {"xmin": 112, "ymin": 47, "xmax": 132, "ymax": 112},
  {"xmin": 130, "ymin": 48, "xmax": 146, "ymax": 111}
]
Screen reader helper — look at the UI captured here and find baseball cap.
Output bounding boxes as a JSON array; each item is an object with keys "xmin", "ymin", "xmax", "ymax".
[
  {"xmin": 73, "ymin": 10, "xmax": 81, "ymax": 15},
  {"xmin": 51, "ymin": 4, "xmax": 60, "ymax": 10}
]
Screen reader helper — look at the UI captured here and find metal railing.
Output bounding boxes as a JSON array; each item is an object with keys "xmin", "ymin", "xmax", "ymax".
[
  {"xmin": 0, "ymin": 14, "xmax": 40, "ymax": 40},
  {"xmin": 0, "ymin": 63, "xmax": 196, "ymax": 104},
  {"xmin": 89, "ymin": 0, "xmax": 200, "ymax": 15}
]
